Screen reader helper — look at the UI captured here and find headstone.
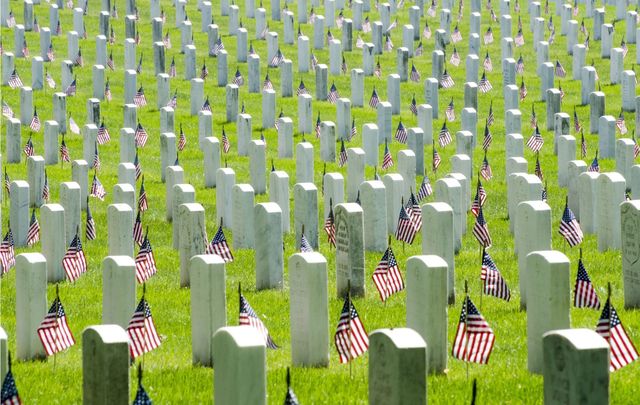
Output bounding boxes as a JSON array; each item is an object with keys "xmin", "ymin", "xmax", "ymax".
[
  {"xmin": 107, "ymin": 204, "xmax": 133, "ymax": 257},
  {"xmin": 178, "ymin": 203, "xmax": 207, "ymax": 287},
  {"xmin": 597, "ymin": 173, "xmax": 625, "ymax": 251},
  {"xmin": 269, "ymin": 171, "xmax": 290, "ymax": 233},
  {"xmin": 298, "ymin": 94, "xmax": 313, "ymax": 134},
  {"xmin": 598, "ymin": 116, "xmax": 616, "ymax": 159},
  {"xmin": 27, "ymin": 156, "xmax": 45, "ymax": 208},
  {"xmin": 165, "ymin": 166, "xmax": 184, "ymax": 221},
  {"xmin": 589, "ymin": 91, "xmax": 605, "ymax": 132},
  {"xmin": 296, "ymin": 141, "xmax": 314, "ymax": 183},
  {"xmin": 294, "ymin": 183, "xmax": 318, "ymax": 249},
  {"xmin": 320, "ymin": 121, "xmax": 337, "ymax": 162},
  {"xmin": 422, "ymin": 203, "xmax": 455, "ymax": 304},
  {"xmin": 398, "ymin": 150, "xmax": 416, "ymax": 200},
  {"xmin": 15, "ymin": 253, "xmax": 47, "ymax": 360},
  {"xmin": 172, "ymin": 184, "xmax": 196, "ymax": 249},
  {"xmin": 622, "ymin": 71, "xmax": 636, "ymax": 112},
  {"xmin": 254, "ymin": 203, "xmax": 284, "ymax": 289},
  {"xmin": 418, "ymin": 105, "xmax": 433, "ymax": 145},
  {"xmin": 203, "ymin": 137, "xmax": 220, "ymax": 188},
  {"xmin": 435, "ymin": 178, "xmax": 463, "ymax": 252},
  {"xmin": 616, "ymin": 139, "xmax": 636, "ymax": 181},
  {"xmin": 249, "ymin": 140, "xmax": 266, "ymax": 194},
  {"xmin": 557, "ymin": 136, "xmax": 576, "ymax": 187},
  {"xmin": 237, "ymin": 113, "xmax": 252, "ymax": 156},
  {"xmin": 102, "ymin": 256, "xmax": 135, "ymax": 329},
  {"xmin": 377, "ymin": 102, "xmax": 393, "ymax": 144},
  {"xmin": 277, "ymin": 118, "xmax": 294, "ymax": 158},
  {"xmin": 508, "ymin": 174, "xmax": 542, "ymax": 233},
  {"xmin": 334, "ymin": 203, "xmax": 365, "ymax": 297},
  {"xmin": 336, "ymin": 98, "xmax": 352, "ymax": 140}
]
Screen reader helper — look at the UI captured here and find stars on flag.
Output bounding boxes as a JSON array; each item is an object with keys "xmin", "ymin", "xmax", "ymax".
[
  {"xmin": 559, "ymin": 197, "xmax": 583, "ymax": 247},
  {"xmin": 588, "ymin": 150, "xmax": 600, "ymax": 172},
  {"xmin": 338, "ymin": 140, "xmax": 348, "ymax": 167},
  {"xmin": 395, "ymin": 120, "xmax": 407, "ymax": 143},
  {"xmin": 616, "ymin": 110, "xmax": 628, "ymax": 134},
  {"xmin": 395, "ymin": 203, "xmax": 417, "ymax": 244},
  {"xmin": 334, "ymin": 295, "xmax": 368, "ymax": 363},
  {"xmin": 8, "ymin": 69, "xmax": 23, "ymax": 89},
  {"xmin": 417, "ymin": 172, "xmax": 433, "ymax": 201},
  {"xmin": 445, "ymin": 99, "xmax": 455, "ymax": 122},
  {"xmin": 451, "ymin": 25, "xmax": 463, "ymax": 43},
  {"xmin": 23, "ymin": 136, "xmax": 35, "ymax": 157},
  {"xmin": 1, "ymin": 353, "xmax": 21, "ymax": 404},
  {"xmin": 135, "ymin": 232, "xmax": 158, "ymax": 284},
  {"xmin": 327, "ymin": 82, "xmax": 340, "ymax": 104},
  {"xmin": 574, "ymin": 255, "xmax": 600, "ymax": 309},
  {"xmin": 29, "ymin": 108, "xmax": 41, "ymax": 132},
  {"xmin": 478, "ymin": 71, "xmax": 492, "ymax": 93},
  {"xmin": 483, "ymin": 52, "xmax": 493, "ymax": 72},
  {"xmin": 206, "ymin": 224, "xmax": 234, "ymax": 262},
  {"xmin": 526, "ymin": 125, "xmax": 544, "ymax": 152},
  {"xmin": 596, "ymin": 292, "xmax": 638, "ymax": 371},
  {"xmin": 27, "ymin": 209, "xmax": 40, "ymax": 247},
  {"xmin": 324, "ymin": 200, "xmax": 336, "ymax": 248},
  {"xmin": 480, "ymin": 154, "xmax": 493, "ymax": 181},
  {"xmin": 127, "ymin": 296, "xmax": 162, "ymax": 359},
  {"xmin": 0, "ymin": 228, "xmax": 15, "ymax": 275},
  {"xmin": 452, "ymin": 295, "xmax": 495, "ymax": 364},
  {"xmin": 481, "ymin": 250, "xmax": 511, "ymax": 301},
  {"xmin": 382, "ymin": 140, "xmax": 394, "ymax": 170},
  {"xmin": 440, "ymin": 69, "xmax": 454, "ymax": 88},
  {"xmin": 135, "ymin": 122, "xmax": 149, "ymax": 148},
  {"xmin": 369, "ymin": 87, "xmax": 380, "ymax": 108},
  {"xmin": 221, "ymin": 126, "xmax": 231, "ymax": 153},
  {"xmin": 409, "ymin": 94, "xmax": 418, "ymax": 115},
  {"xmin": 134, "ymin": 86, "xmax": 147, "ymax": 107},
  {"xmin": 372, "ymin": 246, "xmax": 404, "ymax": 302},
  {"xmin": 516, "ymin": 54, "xmax": 525, "ymax": 74},
  {"xmin": 472, "ymin": 207, "xmax": 492, "ymax": 248},
  {"xmin": 86, "ymin": 199, "xmax": 97, "ymax": 241},
  {"xmin": 62, "ymin": 232, "xmax": 87, "ymax": 282},
  {"xmin": 239, "ymin": 288, "xmax": 278, "ymax": 349},
  {"xmin": 438, "ymin": 121, "xmax": 452, "ymax": 147},
  {"xmin": 232, "ymin": 68, "xmax": 244, "ymax": 86},
  {"xmin": 90, "ymin": 173, "xmax": 107, "ymax": 200},
  {"xmin": 450, "ymin": 46, "xmax": 461, "ymax": 66},
  {"xmin": 37, "ymin": 295, "xmax": 75, "ymax": 356}
]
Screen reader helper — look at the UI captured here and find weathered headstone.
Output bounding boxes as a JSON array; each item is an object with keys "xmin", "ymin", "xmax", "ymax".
[{"xmin": 334, "ymin": 203, "xmax": 365, "ymax": 297}]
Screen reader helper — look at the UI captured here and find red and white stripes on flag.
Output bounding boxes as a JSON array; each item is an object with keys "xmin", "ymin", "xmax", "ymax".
[
  {"xmin": 37, "ymin": 297, "xmax": 75, "ymax": 356},
  {"xmin": 324, "ymin": 205, "xmax": 336, "ymax": 248},
  {"xmin": 240, "ymin": 294, "xmax": 278, "ymax": 349},
  {"xmin": 395, "ymin": 205, "xmax": 417, "ymax": 244},
  {"xmin": 452, "ymin": 296, "xmax": 495, "ymax": 364},
  {"xmin": 27, "ymin": 209, "xmax": 40, "ymax": 247},
  {"xmin": 334, "ymin": 297, "xmax": 369, "ymax": 363},
  {"xmin": 559, "ymin": 201, "xmax": 583, "ymax": 247},
  {"xmin": 596, "ymin": 298, "xmax": 639, "ymax": 371},
  {"xmin": 480, "ymin": 251, "xmax": 511, "ymax": 301},
  {"xmin": 372, "ymin": 247, "xmax": 404, "ymax": 302},
  {"xmin": 206, "ymin": 225, "xmax": 234, "ymax": 262},
  {"xmin": 62, "ymin": 234, "xmax": 87, "ymax": 282},
  {"xmin": 574, "ymin": 259, "xmax": 600, "ymax": 309},
  {"xmin": 472, "ymin": 207, "xmax": 492, "ymax": 248},
  {"xmin": 127, "ymin": 297, "xmax": 162, "ymax": 358},
  {"xmin": 135, "ymin": 236, "xmax": 158, "ymax": 284}
]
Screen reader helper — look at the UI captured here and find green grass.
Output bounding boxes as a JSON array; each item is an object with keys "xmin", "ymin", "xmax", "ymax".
[{"xmin": 1, "ymin": 0, "xmax": 640, "ymax": 403}]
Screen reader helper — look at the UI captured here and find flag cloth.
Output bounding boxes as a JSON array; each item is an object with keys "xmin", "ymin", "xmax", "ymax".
[
  {"xmin": 134, "ymin": 151, "xmax": 142, "ymax": 180},
  {"xmin": 90, "ymin": 174, "xmax": 106, "ymax": 200},
  {"xmin": 452, "ymin": 296, "xmax": 495, "ymax": 364},
  {"xmin": 472, "ymin": 207, "xmax": 492, "ymax": 247},
  {"xmin": 417, "ymin": 174, "xmax": 433, "ymax": 201},
  {"xmin": 338, "ymin": 140, "xmax": 348, "ymax": 167},
  {"xmin": 221, "ymin": 128, "xmax": 230, "ymax": 153},
  {"xmin": 300, "ymin": 232, "xmax": 313, "ymax": 252},
  {"xmin": 0, "ymin": 229, "xmax": 16, "ymax": 275},
  {"xmin": 334, "ymin": 297, "xmax": 369, "ymax": 363},
  {"xmin": 433, "ymin": 146, "xmax": 442, "ymax": 171},
  {"xmin": 395, "ymin": 205, "xmax": 417, "ymax": 244},
  {"xmin": 534, "ymin": 155, "xmax": 544, "ymax": 180},
  {"xmin": 446, "ymin": 99, "xmax": 455, "ymax": 122},
  {"xmin": 616, "ymin": 112, "xmax": 628, "ymax": 134},
  {"xmin": 559, "ymin": 200, "xmax": 583, "ymax": 247},
  {"xmin": 324, "ymin": 205, "xmax": 336, "ymax": 248},
  {"xmin": 0, "ymin": 365, "xmax": 21, "ymax": 405},
  {"xmin": 405, "ymin": 192, "xmax": 422, "ymax": 232},
  {"xmin": 482, "ymin": 122, "xmax": 492, "ymax": 150},
  {"xmin": 232, "ymin": 68, "xmax": 244, "ymax": 86},
  {"xmin": 478, "ymin": 72, "xmax": 492, "ymax": 93},
  {"xmin": 410, "ymin": 64, "xmax": 421, "ymax": 82},
  {"xmin": 440, "ymin": 69, "xmax": 454, "ymax": 88},
  {"xmin": 588, "ymin": 152, "xmax": 600, "ymax": 172},
  {"xmin": 138, "ymin": 179, "xmax": 148, "ymax": 212},
  {"xmin": 26, "ymin": 209, "xmax": 39, "ymax": 247},
  {"xmin": 438, "ymin": 122, "xmax": 452, "ymax": 147},
  {"xmin": 133, "ymin": 210, "xmax": 144, "ymax": 246},
  {"xmin": 42, "ymin": 173, "xmax": 50, "ymax": 202},
  {"xmin": 29, "ymin": 108, "xmax": 41, "ymax": 132},
  {"xmin": 62, "ymin": 233, "xmax": 87, "ymax": 282},
  {"xmin": 369, "ymin": 88, "xmax": 380, "ymax": 108},
  {"xmin": 596, "ymin": 298, "xmax": 639, "ymax": 371},
  {"xmin": 263, "ymin": 73, "xmax": 273, "ymax": 91},
  {"xmin": 409, "ymin": 95, "xmax": 418, "ymax": 115},
  {"xmin": 483, "ymin": 52, "xmax": 493, "ymax": 71},
  {"xmin": 382, "ymin": 141, "xmax": 394, "ymax": 170},
  {"xmin": 134, "ymin": 87, "xmax": 147, "ymax": 107},
  {"xmin": 37, "ymin": 297, "xmax": 75, "ymax": 356},
  {"xmin": 372, "ymin": 247, "xmax": 404, "ymax": 301},
  {"xmin": 206, "ymin": 225, "xmax": 234, "ymax": 262},
  {"xmin": 450, "ymin": 47, "xmax": 461, "ymax": 66},
  {"xmin": 555, "ymin": 60, "xmax": 566, "ymax": 77},
  {"xmin": 135, "ymin": 123, "xmax": 149, "ymax": 148},
  {"xmin": 581, "ymin": 132, "xmax": 587, "ymax": 158},
  {"xmin": 127, "ymin": 297, "xmax": 162, "ymax": 358},
  {"xmin": 97, "ymin": 121, "xmax": 110, "ymax": 145},
  {"xmin": 23, "ymin": 137, "xmax": 34, "ymax": 157},
  {"xmin": 86, "ymin": 202, "xmax": 96, "ymax": 241},
  {"xmin": 328, "ymin": 83, "xmax": 340, "ymax": 103},
  {"xmin": 574, "ymin": 259, "xmax": 600, "ymax": 309},
  {"xmin": 135, "ymin": 235, "xmax": 158, "ymax": 284},
  {"xmin": 395, "ymin": 121, "xmax": 407, "ymax": 143},
  {"xmin": 481, "ymin": 251, "xmax": 511, "ymax": 301},
  {"xmin": 526, "ymin": 126, "xmax": 544, "ymax": 152},
  {"xmin": 133, "ymin": 379, "xmax": 152, "ymax": 405},
  {"xmin": 240, "ymin": 294, "xmax": 278, "ymax": 349}
]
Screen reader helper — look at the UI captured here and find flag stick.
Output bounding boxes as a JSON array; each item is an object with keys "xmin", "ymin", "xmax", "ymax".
[{"xmin": 464, "ymin": 280, "xmax": 469, "ymax": 382}]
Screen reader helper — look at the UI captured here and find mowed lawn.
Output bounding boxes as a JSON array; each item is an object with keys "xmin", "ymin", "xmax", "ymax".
[{"xmin": 1, "ymin": 0, "xmax": 639, "ymax": 403}]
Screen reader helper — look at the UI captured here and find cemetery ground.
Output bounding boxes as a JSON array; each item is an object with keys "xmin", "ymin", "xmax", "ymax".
[{"xmin": 1, "ymin": 0, "xmax": 640, "ymax": 402}]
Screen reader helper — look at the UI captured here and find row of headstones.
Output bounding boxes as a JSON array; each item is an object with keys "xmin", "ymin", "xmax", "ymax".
[{"xmin": 0, "ymin": 249, "xmax": 613, "ymax": 403}]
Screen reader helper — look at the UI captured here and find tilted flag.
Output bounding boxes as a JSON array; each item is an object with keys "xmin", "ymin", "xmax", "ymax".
[
  {"xmin": 135, "ymin": 122, "xmax": 149, "ymax": 148},
  {"xmin": 324, "ymin": 201, "xmax": 336, "ymax": 248},
  {"xmin": 451, "ymin": 25, "xmax": 463, "ymax": 42},
  {"xmin": 395, "ymin": 204, "xmax": 417, "ymax": 244},
  {"xmin": 482, "ymin": 121, "xmax": 492, "ymax": 150},
  {"xmin": 372, "ymin": 246, "xmax": 404, "ymax": 301},
  {"xmin": 516, "ymin": 54, "xmax": 525, "ymax": 74},
  {"xmin": 29, "ymin": 108, "xmax": 41, "ymax": 132},
  {"xmin": 206, "ymin": 225, "xmax": 234, "ymax": 262},
  {"xmin": 299, "ymin": 231, "xmax": 313, "ymax": 252},
  {"xmin": 417, "ymin": 173, "xmax": 433, "ymax": 201},
  {"xmin": 410, "ymin": 64, "xmax": 421, "ymax": 82},
  {"xmin": 384, "ymin": 34, "xmax": 393, "ymax": 51},
  {"xmin": 138, "ymin": 177, "xmax": 148, "ymax": 212},
  {"xmin": 433, "ymin": 143, "xmax": 442, "ymax": 171},
  {"xmin": 473, "ymin": 207, "xmax": 492, "ymax": 247},
  {"xmin": 596, "ymin": 296, "xmax": 639, "ymax": 371},
  {"xmin": 240, "ymin": 292, "xmax": 278, "ymax": 349},
  {"xmin": 483, "ymin": 52, "xmax": 493, "ymax": 71},
  {"xmin": 211, "ymin": 37, "xmax": 225, "ymax": 56},
  {"xmin": 573, "ymin": 108, "xmax": 582, "ymax": 132},
  {"xmin": 480, "ymin": 154, "xmax": 493, "ymax": 181},
  {"xmin": 438, "ymin": 121, "xmax": 452, "ymax": 147},
  {"xmin": 616, "ymin": 111, "xmax": 628, "ymax": 134},
  {"xmin": 8, "ymin": 69, "xmax": 23, "ymax": 89},
  {"xmin": 269, "ymin": 49, "xmax": 285, "ymax": 67},
  {"xmin": 385, "ymin": 18, "xmax": 398, "ymax": 33},
  {"xmin": 487, "ymin": 101, "xmax": 495, "ymax": 126},
  {"xmin": 62, "ymin": 233, "xmax": 87, "ymax": 282},
  {"xmin": 440, "ymin": 69, "xmax": 454, "ymax": 88},
  {"xmin": 134, "ymin": 86, "xmax": 147, "ymax": 107},
  {"xmin": 558, "ymin": 83, "xmax": 565, "ymax": 99},
  {"xmin": 135, "ymin": 234, "xmax": 158, "ymax": 284},
  {"xmin": 574, "ymin": 258, "xmax": 600, "ymax": 309},
  {"xmin": 37, "ymin": 296, "xmax": 75, "ymax": 356},
  {"xmin": 334, "ymin": 296, "xmax": 369, "ymax": 363},
  {"xmin": 127, "ymin": 297, "xmax": 162, "ymax": 358},
  {"xmin": 526, "ymin": 125, "xmax": 544, "ymax": 152},
  {"xmin": 2, "ymin": 101, "xmax": 13, "ymax": 118},
  {"xmin": 1, "ymin": 354, "xmax": 21, "ymax": 404},
  {"xmin": 484, "ymin": 26, "xmax": 494, "ymax": 44},
  {"xmin": 0, "ymin": 229, "xmax": 15, "ymax": 275},
  {"xmin": 369, "ymin": 87, "xmax": 380, "ymax": 108},
  {"xmin": 588, "ymin": 151, "xmax": 600, "ymax": 172},
  {"xmin": 263, "ymin": 72, "xmax": 273, "ymax": 91},
  {"xmin": 452, "ymin": 295, "xmax": 496, "ymax": 364},
  {"xmin": 23, "ymin": 136, "xmax": 34, "ymax": 157},
  {"xmin": 446, "ymin": 99, "xmax": 455, "ymax": 122},
  {"xmin": 559, "ymin": 198, "xmax": 583, "ymax": 247},
  {"xmin": 232, "ymin": 68, "xmax": 244, "ymax": 86},
  {"xmin": 415, "ymin": 41, "xmax": 424, "ymax": 56},
  {"xmin": 338, "ymin": 140, "xmax": 348, "ymax": 167},
  {"xmin": 478, "ymin": 71, "xmax": 492, "ymax": 93},
  {"xmin": 27, "ymin": 209, "xmax": 39, "ymax": 247},
  {"xmin": 481, "ymin": 250, "xmax": 510, "ymax": 301},
  {"xmin": 86, "ymin": 200, "xmax": 96, "ymax": 241},
  {"xmin": 97, "ymin": 121, "xmax": 110, "ymax": 145},
  {"xmin": 178, "ymin": 124, "xmax": 187, "ymax": 151},
  {"xmin": 395, "ymin": 120, "xmax": 407, "ymax": 143},
  {"xmin": 65, "ymin": 77, "xmax": 77, "ymax": 96},
  {"xmin": 555, "ymin": 60, "xmax": 566, "ymax": 77},
  {"xmin": 581, "ymin": 131, "xmax": 587, "ymax": 158},
  {"xmin": 450, "ymin": 46, "xmax": 461, "ymax": 66},
  {"xmin": 382, "ymin": 140, "xmax": 394, "ymax": 170},
  {"xmin": 409, "ymin": 95, "xmax": 418, "ymax": 115},
  {"xmin": 90, "ymin": 173, "xmax": 106, "ymax": 200},
  {"xmin": 327, "ymin": 83, "xmax": 340, "ymax": 103},
  {"xmin": 74, "ymin": 48, "xmax": 84, "ymax": 67}
]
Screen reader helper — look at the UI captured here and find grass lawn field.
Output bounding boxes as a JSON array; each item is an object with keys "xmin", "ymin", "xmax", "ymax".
[{"xmin": 1, "ymin": 0, "xmax": 639, "ymax": 402}]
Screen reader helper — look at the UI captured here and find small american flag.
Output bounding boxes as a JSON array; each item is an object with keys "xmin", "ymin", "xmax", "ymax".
[
  {"xmin": 211, "ymin": 37, "xmax": 225, "ymax": 56},
  {"xmin": 409, "ymin": 64, "xmax": 421, "ymax": 82},
  {"xmin": 133, "ymin": 210, "xmax": 144, "ymax": 246},
  {"xmin": 221, "ymin": 128, "xmax": 230, "ymax": 153},
  {"xmin": 596, "ymin": 297, "xmax": 639, "ymax": 371},
  {"xmin": 372, "ymin": 247, "xmax": 404, "ymax": 302},
  {"xmin": 580, "ymin": 20, "xmax": 587, "ymax": 35},
  {"xmin": 42, "ymin": 172, "xmax": 50, "ymax": 201},
  {"xmin": 138, "ymin": 178, "xmax": 148, "ymax": 212},
  {"xmin": 107, "ymin": 51, "xmax": 115, "ymax": 70},
  {"xmin": 300, "ymin": 232, "xmax": 313, "ymax": 252},
  {"xmin": 573, "ymin": 109, "xmax": 582, "ymax": 132},
  {"xmin": 559, "ymin": 199, "xmax": 583, "ymax": 247},
  {"xmin": 517, "ymin": 79, "xmax": 527, "ymax": 101},
  {"xmin": 65, "ymin": 78, "xmax": 77, "ymax": 96},
  {"xmin": 423, "ymin": 21, "xmax": 432, "ymax": 38},
  {"xmin": 415, "ymin": 41, "xmax": 424, "ymax": 56},
  {"xmin": 62, "ymin": 233, "xmax": 87, "ymax": 282},
  {"xmin": 55, "ymin": 20, "xmax": 61, "ymax": 35},
  {"xmin": 451, "ymin": 25, "xmax": 463, "ymax": 43},
  {"xmin": 86, "ymin": 201, "xmax": 96, "ymax": 241},
  {"xmin": 240, "ymin": 293, "xmax": 278, "ymax": 349},
  {"xmin": 530, "ymin": 106, "xmax": 538, "ymax": 128},
  {"xmin": 232, "ymin": 68, "xmax": 244, "ymax": 86},
  {"xmin": 450, "ymin": 47, "xmax": 461, "ymax": 66},
  {"xmin": 92, "ymin": 143, "xmax": 101, "ymax": 171},
  {"xmin": 90, "ymin": 174, "xmax": 106, "ymax": 200},
  {"xmin": 263, "ymin": 73, "xmax": 273, "ymax": 91},
  {"xmin": 134, "ymin": 151, "xmax": 142, "ymax": 180},
  {"xmin": 109, "ymin": 27, "xmax": 116, "ymax": 44},
  {"xmin": 127, "ymin": 297, "xmax": 162, "ymax": 359},
  {"xmin": 315, "ymin": 114, "xmax": 322, "ymax": 138},
  {"xmin": 269, "ymin": 49, "xmax": 285, "ymax": 68},
  {"xmin": 21, "ymin": 39, "xmax": 29, "ymax": 58},
  {"xmin": 487, "ymin": 101, "xmax": 495, "ymax": 126},
  {"xmin": 369, "ymin": 87, "xmax": 380, "ymax": 108},
  {"xmin": 374, "ymin": 59, "xmax": 382, "ymax": 78},
  {"xmin": 8, "ymin": 69, "xmax": 23, "ymax": 89},
  {"xmin": 433, "ymin": 145, "xmax": 442, "ymax": 171},
  {"xmin": 133, "ymin": 368, "xmax": 152, "ymax": 405},
  {"xmin": 633, "ymin": 132, "xmax": 640, "ymax": 158},
  {"xmin": 481, "ymin": 251, "xmax": 511, "ymax": 301},
  {"xmin": 395, "ymin": 204, "xmax": 417, "ymax": 244},
  {"xmin": 440, "ymin": 69, "xmax": 454, "ymax": 88},
  {"xmin": 417, "ymin": 174, "xmax": 433, "ymax": 201},
  {"xmin": 484, "ymin": 27, "xmax": 494, "ymax": 44},
  {"xmin": 438, "ymin": 122, "xmax": 452, "ymax": 147},
  {"xmin": 295, "ymin": 79, "xmax": 308, "ymax": 96},
  {"xmin": 206, "ymin": 225, "xmax": 234, "ymax": 262},
  {"xmin": 327, "ymin": 83, "xmax": 340, "ymax": 104},
  {"xmin": 515, "ymin": 28, "xmax": 525, "ymax": 46},
  {"xmin": 74, "ymin": 49, "xmax": 84, "ymax": 67},
  {"xmin": 350, "ymin": 119, "xmax": 357, "ymax": 141},
  {"xmin": 446, "ymin": 99, "xmax": 455, "ymax": 122},
  {"xmin": 548, "ymin": 27, "xmax": 556, "ymax": 44},
  {"xmin": 6, "ymin": 10, "xmax": 15, "ymax": 27},
  {"xmin": 588, "ymin": 152, "xmax": 600, "ymax": 172},
  {"xmin": 395, "ymin": 121, "xmax": 407, "ymax": 143},
  {"xmin": 574, "ymin": 258, "xmax": 600, "ymax": 309},
  {"xmin": 384, "ymin": 34, "xmax": 394, "ymax": 51},
  {"xmin": 406, "ymin": 192, "xmax": 422, "ymax": 231},
  {"xmin": 472, "ymin": 207, "xmax": 492, "ymax": 247},
  {"xmin": 542, "ymin": 183, "xmax": 548, "ymax": 203},
  {"xmin": 0, "ymin": 229, "xmax": 15, "ymax": 275},
  {"xmin": 516, "ymin": 55, "xmax": 525, "ymax": 74},
  {"xmin": 104, "ymin": 79, "xmax": 112, "ymax": 101},
  {"xmin": 201, "ymin": 96, "xmax": 211, "ymax": 112},
  {"xmin": 2, "ymin": 101, "xmax": 13, "ymax": 118},
  {"xmin": 581, "ymin": 131, "xmax": 587, "ymax": 158},
  {"xmin": 167, "ymin": 90, "xmax": 177, "ymax": 108},
  {"xmin": 3, "ymin": 169, "xmax": 10, "ymax": 199},
  {"xmin": 135, "ymin": 122, "xmax": 149, "ymax": 148},
  {"xmin": 310, "ymin": 53, "xmax": 318, "ymax": 70},
  {"xmin": 385, "ymin": 18, "xmax": 398, "ymax": 33},
  {"xmin": 23, "ymin": 136, "xmax": 34, "ymax": 157},
  {"xmin": 163, "ymin": 31, "xmax": 171, "ymax": 48},
  {"xmin": 482, "ymin": 122, "xmax": 492, "ymax": 150},
  {"xmin": 427, "ymin": 0, "xmax": 437, "ymax": 16},
  {"xmin": 338, "ymin": 140, "xmax": 348, "ymax": 167},
  {"xmin": 382, "ymin": 140, "xmax": 394, "ymax": 170},
  {"xmin": 471, "ymin": 179, "xmax": 487, "ymax": 217},
  {"xmin": 27, "ymin": 209, "xmax": 40, "ymax": 247},
  {"xmin": 616, "ymin": 111, "xmax": 628, "ymax": 134},
  {"xmin": 526, "ymin": 126, "xmax": 544, "ymax": 152},
  {"xmin": 97, "ymin": 122, "xmax": 110, "ymax": 145},
  {"xmin": 534, "ymin": 154, "xmax": 544, "ymax": 180},
  {"xmin": 169, "ymin": 57, "xmax": 176, "ymax": 77},
  {"xmin": 199, "ymin": 61, "xmax": 208, "ymax": 80},
  {"xmin": 478, "ymin": 72, "xmax": 492, "ymax": 93},
  {"xmin": 483, "ymin": 52, "xmax": 493, "ymax": 72},
  {"xmin": 178, "ymin": 125, "xmax": 187, "ymax": 151},
  {"xmin": 409, "ymin": 95, "xmax": 418, "ymax": 115},
  {"xmin": 326, "ymin": 28, "xmax": 334, "ymax": 44},
  {"xmin": 621, "ymin": 40, "xmax": 628, "ymax": 58},
  {"xmin": 558, "ymin": 83, "xmax": 565, "ymax": 99},
  {"xmin": 340, "ymin": 54, "xmax": 348, "ymax": 74},
  {"xmin": 452, "ymin": 295, "xmax": 495, "ymax": 364},
  {"xmin": 324, "ymin": 203, "xmax": 336, "ymax": 248},
  {"xmin": 135, "ymin": 235, "xmax": 158, "ymax": 284},
  {"xmin": 480, "ymin": 155, "xmax": 493, "ymax": 181},
  {"xmin": 1, "ymin": 359, "xmax": 21, "ymax": 405},
  {"xmin": 37, "ymin": 297, "xmax": 75, "ymax": 356},
  {"xmin": 334, "ymin": 297, "xmax": 369, "ymax": 363},
  {"xmin": 34, "ymin": 16, "xmax": 39, "ymax": 32},
  {"xmin": 29, "ymin": 108, "xmax": 41, "ymax": 132},
  {"xmin": 134, "ymin": 87, "xmax": 147, "ymax": 107}
]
